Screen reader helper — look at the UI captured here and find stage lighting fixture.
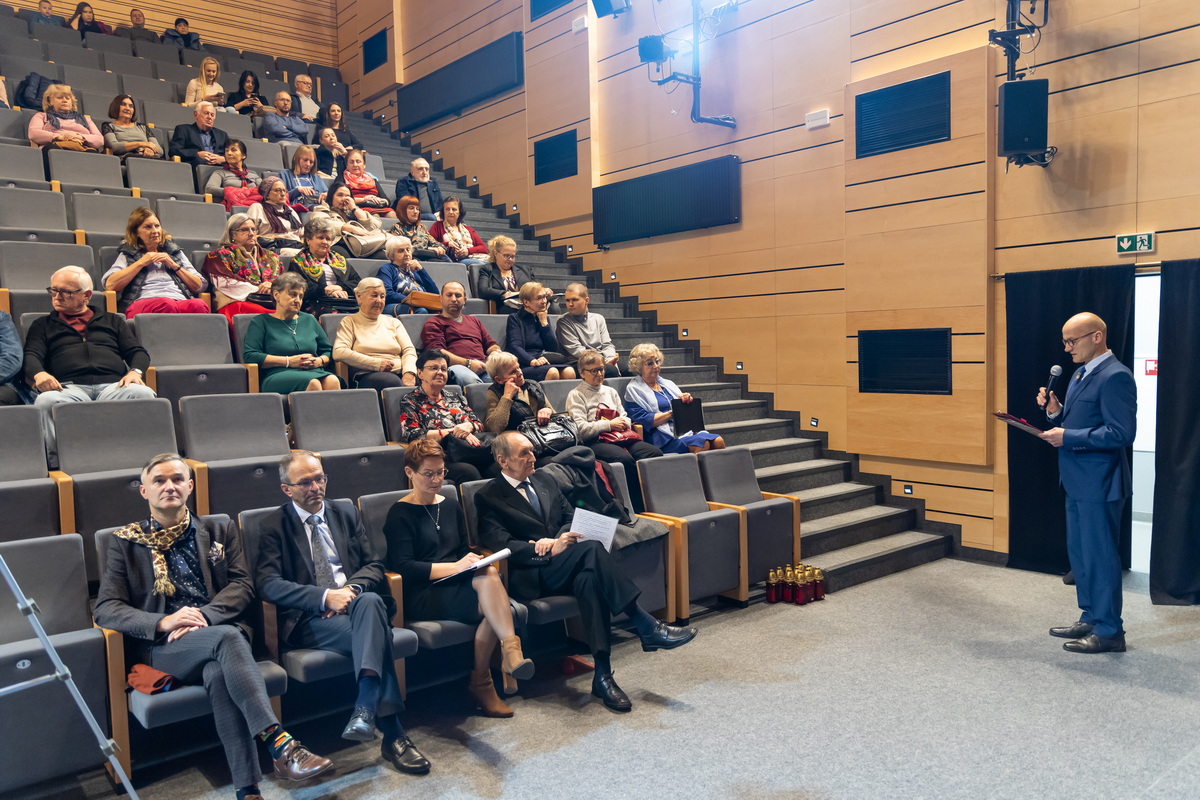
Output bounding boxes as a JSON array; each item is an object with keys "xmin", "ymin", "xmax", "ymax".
[{"xmin": 638, "ymin": 35, "xmax": 673, "ymax": 64}]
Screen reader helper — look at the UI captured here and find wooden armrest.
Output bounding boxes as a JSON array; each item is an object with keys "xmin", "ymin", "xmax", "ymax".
[
  {"xmin": 335, "ymin": 362, "xmax": 349, "ymax": 382},
  {"xmin": 706, "ymin": 500, "xmax": 745, "ymax": 513},
  {"xmin": 102, "ymin": 290, "xmax": 117, "ymax": 313},
  {"xmin": 48, "ymin": 470, "xmax": 75, "ymax": 534},
  {"xmin": 50, "ymin": 179, "xmax": 62, "ymax": 192},
  {"xmin": 99, "ymin": 626, "xmax": 132, "ymax": 781},
  {"xmin": 385, "ymin": 572, "xmax": 404, "ymax": 627},
  {"xmin": 74, "ymin": 229, "xmax": 86, "ymax": 245},
  {"xmin": 0, "ymin": 288, "xmax": 9, "ymax": 315},
  {"xmin": 172, "ymin": 155, "xmax": 181, "ymax": 162},
  {"xmin": 636, "ymin": 512, "xmax": 688, "ymax": 622},
  {"xmin": 184, "ymin": 458, "xmax": 210, "ymax": 516},
  {"xmin": 131, "ymin": 187, "xmax": 141, "ymax": 198},
  {"xmin": 243, "ymin": 362, "xmax": 259, "ymax": 392},
  {"xmin": 204, "ymin": 193, "xmax": 213, "ymax": 203},
  {"xmin": 199, "ymin": 292, "xmax": 212, "ymax": 310}
]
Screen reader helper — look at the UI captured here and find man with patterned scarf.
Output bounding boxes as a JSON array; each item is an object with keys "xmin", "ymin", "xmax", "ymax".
[{"xmin": 94, "ymin": 454, "xmax": 333, "ymax": 800}]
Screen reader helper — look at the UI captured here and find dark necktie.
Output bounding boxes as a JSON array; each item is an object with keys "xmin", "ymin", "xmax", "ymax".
[
  {"xmin": 519, "ymin": 480, "xmax": 543, "ymax": 518},
  {"xmin": 307, "ymin": 515, "xmax": 337, "ymax": 589}
]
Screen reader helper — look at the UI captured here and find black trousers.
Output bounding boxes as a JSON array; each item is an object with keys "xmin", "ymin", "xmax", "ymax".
[
  {"xmin": 352, "ymin": 371, "xmax": 406, "ymax": 391},
  {"xmin": 590, "ymin": 440, "xmax": 662, "ymax": 514},
  {"xmin": 537, "ymin": 539, "xmax": 640, "ymax": 655},
  {"xmin": 149, "ymin": 625, "xmax": 277, "ymax": 788}
]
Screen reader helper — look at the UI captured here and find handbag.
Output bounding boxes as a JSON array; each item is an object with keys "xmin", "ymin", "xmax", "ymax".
[
  {"xmin": 245, "ymin": 292, "xmax": 276, "ymax": 309},
  {"xmin": 441, "ymin": 431, "xmax": 496, "ymax": 467},
  {"xmin": 518, "ymin": 414, "xmax": 579, "ymax": 457},
  {"xmin": 596, "ymin": 404, "xmax": 642, "ymax": 445},
  {"xmin": 342, "ymin": 228, "xmax": 387, "ymax": 258},
  {"xmin": 404, "ymin": 290, "xmax": 442, "ymax": 311}
]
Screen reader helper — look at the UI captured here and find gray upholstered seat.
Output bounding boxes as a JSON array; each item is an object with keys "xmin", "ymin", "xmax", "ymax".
[
  {"xmin": 40, "ymin": 29, "xmax": 95, "ymax": 53},
  {"xmin": 697, "ymin": 447, "xmax": 798, "ymax": 586},
  {"xmin": 84, "ymin": 32, "xmax": 133, "ymax": 56},
  {"xmin": 275, "ymin": 58, "xmax": 309, "ymax": 81},
  {"xmin": 241, "ymin": 50, "xmax": 277, "ymax": 71},
  {"xmin": 71, "ymin": 193, "xmax": 151, "ymax": 248},
  {"xmin": 0, "ymin": 406, "xmax": 60, "ymax": 542},
  {"xmin": 477, "ymin": 313, "xmax": 509, "ymax": 349},
  {"xmin": 464, "ymin": 381, "xmax": 490, "ymax": 417},
  {"xmin": 400, "ymin": 313, "xmax": 426, "ymax": 349},
  {"xmin": 101, "ymin": 51, "xmax": 157, "ymax": 79},
  {"xmin": 540, "ymin": 379, "xmax": 577, "ymax": 413},
  {"xmin": 0, "ymin": 53, "xmax": 62, "ymax": 84},
  {"xmin": 131, "ymin": 38, "xmax": 181, "ymax": 63},
  {"xmin": 152, "ymin": 61, "xmax": 194, "ymax": 85},
  {"xmin": 121, "ymin": 73, "xmax": 179, "ymax": 104},
  {"xmin": 604, "ymin": 462, "xmax": 671, "ymax": 617},
  {"xmin": 61, "ymin": 63, "xmax": 122, "ymax": 96},
  {"xmin": 0, "ymin": 186, "xmax": 76, "ymax": 244},
  {"xmin": 380, "ymin": 385, "xmax": 417, "ymax": 442},
  {"xmin": 141, "ymin": 98, "xmax": 196, "ymax": 130},
  {"xmin": 125, "ymin": 158, "xmax": 205, "ymax": 203},
  {"xmin": 48, "ymin": 150, "xmax": 133, "ymax": 203},
  {"xmin": 0, "ymin": 108, "xmax": 34, "ymax": 146},
  {"xmin": 0, "ymin": 31, "xmax": 45, "ymax": 60},
  {"xmin": 155, "ymin": 198, "xmax": 226, "ymax": 249},
  {"xmin": 346, "ymin": 258, "xmax": 383, "ymax": 280},
  {"xmin": 241, "ymin": 137, "xmax": 285, "ymax": 172},
  {"xmin": 423, "ymin": 262, "xmax": 468, "ymax": 294},
  {"xmin": 364, "ymin": 152, "xmax": 387, "ymax": 181},
  {"xmin": 0, "ymin": 143, "xmax": 47, "ymax": 191},
  {"xmin": 0, "ymin": 534, "xmax": 108, "ymax": 794},
  {"xmin": 0, "ymin": 241, "xmax": 98, "ymax": 283}
]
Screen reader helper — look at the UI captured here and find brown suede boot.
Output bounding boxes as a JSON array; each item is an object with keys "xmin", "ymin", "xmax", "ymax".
[
  {"xmin": 469, "ymin": 669, "xmax": 513, "ymax": 718},
  {"xmin": 501, "ymin": 635, "xmax": 535, "ymax": 682}
]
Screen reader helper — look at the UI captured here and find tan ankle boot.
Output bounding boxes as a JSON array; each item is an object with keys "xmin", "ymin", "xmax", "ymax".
[
  {"xmin": 469, "ymin": 669, "xmax": 513, "ymax": 718},
  {"xmin": 501, "ymin": 635, "xmax": 535, "ymax": 681}
]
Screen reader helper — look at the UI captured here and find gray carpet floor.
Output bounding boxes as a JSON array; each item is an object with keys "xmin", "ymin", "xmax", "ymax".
[{"xmin": 31, "ymin": 559, "xmax": 1200, "ymax": 799}]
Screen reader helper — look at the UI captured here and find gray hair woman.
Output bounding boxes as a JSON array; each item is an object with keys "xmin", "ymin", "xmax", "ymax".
[
  {"xmin": 242, "ymin": 272, "xmax": 341, "ymax": 393},
  {"xmin": 248, "ymin": 175, "xmax": 304, "ymax": 258},
  {"xmin": 201, "ymin": 212, "xmax": 282, "ymax": 324},
  {"xmin": 332, "ymin": 277, "xmax": 420, "ymax": 391},
  {"xmin": 285, "ymin": 215, "xmax": 362, "ymax": 316},
  {"xmin": 378, "ymin": 236, "xmax": 439, "ymax": 316},
  {"xmin": 483, "ymin": 351, "xmax": 558, "ymax": 465},
  {"xmin": 624, "ymin": 342, "xmax": 723, "ymax": 454}
]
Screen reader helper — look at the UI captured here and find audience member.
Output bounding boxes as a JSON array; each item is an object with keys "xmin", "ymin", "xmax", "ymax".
[
  {"xmin": 242, "ymin": 273, "xmax": 341, "ymax": 393},
  {"xmin": 204, "ymin": 139, "xmax": 262, "ymax": 210},
  {"xmin": 289, "ymin": 74, "xmax": 319, "ymax": 122},
  {"xmin": 169, "ymin": 102, "xmax": 229, "ymax": 166},
  {"xmin": 25, "ymin": 266, "xmax": 156, "ymax": 466},
  {"xmin": 556, "ymin": 282, "xmax": 622, "ymax": 377},
  {"xmin": 624, "ymin": 343, "xmax": 724, "ymax": 454},
  {"xmin": 248, "ymin": 176, "xmax": 304, "ymax": 257},
  {"xmin": 483, "ymin": 352, "xmax": 562, "ymax": 460},
  {"xmin": 163, "ymin": 17, "xmax": 202, "ymax": 50},
  {"xmin": 226, "ymin": 70, "xmax": 265, "ymax": 116},
  {"xmin": 383, "ymin": 438, "xmax": 534, "ymax": 715},
  {"xmin": 184, "ymin": 58, "xmax": 225, "ymax": 109},
  {"xmin": 125, "ymin": 8, "xmax": 158, "ymax": 43},
  {"xmin": 332, "ymin": 278, "xmax": 418, "ymax": 391},
  {"xmin": 0, "ymin": 311, "xmax": 23, "ymax": 406},
  {"xmin": 474, "ymin": 430, "xmax": 697, "ymax": 712},
  {"xmin": 420, "ymin": 282, "xmax": 500, "ymax": 386},
  {"xmin": 30, "ymin": 0, "xmax": 67, "ymax": 27},
  {"xmin": 202, "ymin": 212, "xmax": 281, "ymax": 324},
  {"xmin": 281, "ymin": 145, "xmax": 328, "ymax": 207},
  {"xmin": 393, "ymin": 158, "xmax": 441, "ymax": 221},
  {"xmin": 319, "ymin": 103, "xmax": 363, "ymax": 150},
  {"xmin": 507, "ymin": 282, "xmax": 574, "ymax": 381},
  {"xmin": 342, "ymin": 150, "xmax": 395, "ymax": 218},
  {"xmin": 261, "ymin": 92, "xmax": 308, "ymax": 143},
  {"xmin": 395, "ymin": 349, "xmax": 493, "ymax": 484},
  {"xmin": 476, "ymin": 235, "xmax": 532, "ymax": 314},
  {"xmin": 567, "ymin": 349, "xmax": 662, "ymax": 513},
  {"xmin": 256, "ymin": 450, "xmax": 431, "ymax": 775},
  {"xmin": 28, "ymin": 84, "xmax": 103, "ymax": 156},
  {"xmin": 68, "ymin": 2, "xmax": 111, "ymax": 38},
  {"xmin": 428, "ymin": 196, "xmax": 488, "ymax": 266},
  {"xmin": 377, "ymin": 237, "xmax": 438, "ymax": 316},
  {"xmin": 315, "ymin": 127, "xmax": 347, "ymax": 179},
  {"xmin": 101, "ymin": 95, "xmax": 162, "ymax": 160},
  {"xmin": 312, "ymin": 183, "xmax": 392, "ymax": 259},
  {"xmin": 103, "ymin": 207, "xmax": 209, "ymax": 317},
  {"xmin": 287, "ymin": 217, "xmax": 362, "ymax": 316},
  {"xmin": 390, "ymin": 196, "xmax": 448, "ymax": 260},
  {"xmin": 94, "ymin": 454, "xmax": 334, "ymax": 797}
]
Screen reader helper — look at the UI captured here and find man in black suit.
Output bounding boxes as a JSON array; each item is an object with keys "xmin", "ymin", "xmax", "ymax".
[
  {"xmin": 255, "ymin": 450, "xmax": 430, "ymax": 774},
  {"xmin": 169, "ymin": 101, "xmax": 229, "ymax": 167},
  {"xmin": 474, "ymin": 431, "xmax": 697, "ymax": 712},
  {"xmin": 94, "ymin": 453, "xmax": 332, "ymax": 800},
  {"xmin": 393, "ymin": 158, "xmax": 442, "ymax": 220}
]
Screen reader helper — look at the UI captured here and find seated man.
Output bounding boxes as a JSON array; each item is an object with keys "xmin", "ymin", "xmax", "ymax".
[
  {"xmin": 289, "ymin": 74, "xmax": 320, "ymax": 123},
  {"xmin": 94, "ymin": 454, "xmax": 333, "ymax": 799},
  {"xmin": 555, "ymin": 282, "xmax": 624, "ymax": 377},
  {"xmin": 24, "ymin": 266, "xmax": 157, "ymax": 466},
  {"xmin": 0, "ymin": 310, "xmax": 23, "ymax": 406},
  {"xmin": 169, "ymin": 101, "xmax": 229, "ymax": 167},
  {"xmin": 475, "ymin": 431, "xmax": 697, "ymax": 712},
  {"xmin": 393, "ymin": 159, "xmax": 442, "ymax": 221},
  {"xmin": 163, "ymin": 16, "xmax": 202, "ymax": 49},
  {"xmin": 420, "ymin": 281, "xmax": 500, "ymax": 386},
  {"xmin": 261, "ymin": 92, "xmax": 308, "ymax": 144},
  {"xmin": 126, "ymin": 8, "xmax": 158, "ymax": 43},
  {"xmin": 29, "ymin": 0, "xmax": 67, "ymax": 26},
  {"xmin": 256, "ymin": 451, "xmax": 431, "ymax": 775}
]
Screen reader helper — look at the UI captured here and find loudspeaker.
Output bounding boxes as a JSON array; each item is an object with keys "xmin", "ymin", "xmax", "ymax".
[
  {"xmin": 592, "ymin": 0, "xmax": 631, "ymax": 17},
  {"xmin": 998, "ymin": 79, "xmax": 1048, "ymax": 157}
]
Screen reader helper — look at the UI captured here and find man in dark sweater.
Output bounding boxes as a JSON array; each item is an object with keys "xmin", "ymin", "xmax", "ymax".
[
  {"xmin": 393, "ymin": 159, "xmax": 442, "ymax": 220},
  {"xmin": 420, "ymin": 281, "xmax": 500, "ymax": 386},
  {"xmin": 24, "ymin": 266, "xmax": 156, "ymax": 465}
]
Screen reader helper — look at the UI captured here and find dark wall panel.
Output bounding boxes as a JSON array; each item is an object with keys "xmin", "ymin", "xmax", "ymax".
[{"xmin": 395, "ymin": 32, "xmax": 524, "ymax": 133}]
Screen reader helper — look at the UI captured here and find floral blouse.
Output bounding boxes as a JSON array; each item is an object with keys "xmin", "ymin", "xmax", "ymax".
[
  {"xmin": 389, "ymin": 220, "xmax": 438, "ymax": 252},
  {"xmin": 396, "ymin": 387, "xmax": 483, "ymax": 442}
]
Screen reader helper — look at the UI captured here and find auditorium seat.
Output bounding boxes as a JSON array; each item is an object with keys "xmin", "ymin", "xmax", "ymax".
[
  {"xmin": 274, "ymin": 57, "xmax": 309, "ymax": 82},
  {"xmin": 422, "ymin": 262, "xmax": 468, "ymax": 294},
  {"xmin": 0, "ymin": 30, "xmax": 44, "ymax": 60},
  {"xmin": 0, "ymin": 241, "xmax": 99, "ymax": 319},
  {"xmin": 240, "ymin": 50, "xmax": 277, "ymax": 72},
  {"xmin": 0, "ymin": 186, "xmax": 76, "ymax": 244},
  {"xmin": 364, "ymin": 152, "xmax": 387, "ymax": 181},
  {"xmin": 121, "ymin": 73, "xmax": 179, "ymax": 104},
  {"xmin": 0, "ymin": 406, "xmax": 65, "ymax": 542},
  {"xmin": 48, "ymin": 150, "xmax": 132, "ymax": 202},
  {"xmin": 76, "ymin": 90, "xmax": 116, "ymax": 120},
  {"xmin": 61, "ymin": 63, "xmax": 121, "ymax": 96},
  {"xmin": 540, "ymin": 379, "xmax": 575, "ymax": 413},
  {"xmin": 464, "ymin": 382, "xmax": 490, "ymax": 418},
  {"xmin": 0, "ymin": 53, "xmax": 61, "ymax": 83},
  {"xmin": 240, "ymin": 137, "xmax": 286, "ymax": 171},
  {"xmin": 0, "ymin": 109, "xmax": 32, "ymax": 146},
  {"xmin": 31, "ymin": 25, "xmax": 84, "ymax": 50},
  {"xmin": 141, "ymin": 98, "xmax": 195, "ymax": 130},
  {"xmin": 319, "ymin": 312, "xmax": 351, "ymax": 382},
  {"xmin": 126, "ymin": 158, "xmax": 206, "ymax": 203},
  {"xmin": 84, "ymin": 32, "xmax": 132, "ymax": 56},
  {"xmin": 155, "ymin": 198, "xmax": 226, "ymax": 249},
  {"xmin": 605, "ymin": 463, "xmax": 673, "ymax": 618},
  {"xmin": 71, "ymin": 193, "xmax": 151, "ymax": 249},
  {"xmin": 100, "ymin": 52, "xmax": 156, "ymax": 79},
  {"xmin": 152, "ymin": 61, "xmax": 194, "ymax": 85},
  {"xmin": 347, "ymin": 258, "xmax": 383, "ymax": 280},
  {"xmin": 0, "ymin": 143, "xmax": 51, "ymax": 190},
  {"xmin": 131, "ymin": 38, "xmax": 181, "ymax": 63},
  {"xmin": 400, "ymin": 313, "xmax": 427, "ymax": 349},
  {"xmin": 478, "ymin": 314, "xmax": 510, "ymax": 350},
  {"xmin": 203, "ymin": 42, "xmax": 241, "ymax": 61}
]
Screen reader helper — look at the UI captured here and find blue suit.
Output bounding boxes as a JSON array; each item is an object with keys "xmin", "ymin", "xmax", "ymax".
[{"xmin": 1052, "ymin": 354, "xmax": 1136, "ymax": 639}]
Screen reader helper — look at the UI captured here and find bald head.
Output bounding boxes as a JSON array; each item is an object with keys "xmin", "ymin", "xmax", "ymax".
[{"xmin": 1062, "ymin": 312, "xmax": 1109, "ymax": 364}]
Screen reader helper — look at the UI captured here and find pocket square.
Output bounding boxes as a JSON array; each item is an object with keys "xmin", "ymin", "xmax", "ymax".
[{"xmin": 208, "ymin": 541, "xmax": 226, "ymax": 564}]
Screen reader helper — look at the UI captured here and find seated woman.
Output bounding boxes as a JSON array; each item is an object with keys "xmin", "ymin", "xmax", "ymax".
[
  {"xmin": 506, "ymin": 281, "xmax": 574, "ymax": 381},
  {"xmin": 428, "ymin": 195, "xmax": 488, "ymax": 266},
  {"xmin": 311, "ymin": 182, "xmax": 393, "ymax": 259},
  {"xmin": 624, "ymin": 342, "xmax": 725, "ymax": 454},
  {"xmin": 390, "ymin": 196, "xmax": 449, "ymax": 261},
  {"xmin": 242, "ymin": 272, "xmax": 341, "ymax": 393},
  {"xmin": 383, "ymin": 438, "xmax": 534, "ymax": 715},
  {"xmin": 332, "ymin": 277, "xmax": 418, "ymax": 391},
  {"xmin": 314, "ymin": 127, "xmax": 348, "ymax": 180},
  {"xmin": 341, "ymin": 149, "xmax": 395, "ymax": 218},
  {"xmin": 204, "ymin": 139, "xmax": 262, "ymax": 210},
  {"xmin": 286, "ymin": 216, "xmax": 362, "ymax": 316},
  {"xmin": 183, "ymin": 57, "xmax": 226, "ymax": 110},
  {"xmin": 281, "ymin": 144, "xmax": 328, "ymax": 207},
  {"xmin": 28, "ymin": 84, "xmax": 103, "ymax": 155},
  {"xmin": 201, "ymin": 212, "xmax": 280, "ymax": 324},
  {"xmin": 483, "ymin": 350, "xmax": 568, "ymax": 467},
  {"xmin": 318, "ymin": 102, "xmax": 363, "ymax": 151},
  {"xmin": 225, "ymin": 70, "xmax": 265, "ymax": 115},
  {"xmin": 247, "ymin": 176, "xmax": 304, "ymax": 258},
  {"xmin": 377, "ymin": 236, "xmax": 438, "ymax": 316},
  {"xmin": 68, "ymin": 3, "xmax": 111, "ymax": 38},
  {"xmin": 102, "ymin": 207, "xmax": 209, "ymax": 317},
  {"xmin": 396, "ymin": 349, "xmax": 495, "ymax": 484},
  {"xmin": 101, "ymin": 94, "xmax": 162, "ymax": 161},
  {"xmin": 567, "ymin": 349, "xmax": 662, "ymax": 513},
  {"xmin": 476, "ymin": 235, "xmax": 533, "ymax": 314}
]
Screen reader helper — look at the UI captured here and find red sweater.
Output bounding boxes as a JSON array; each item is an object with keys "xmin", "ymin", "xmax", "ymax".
[
  {"xmin": 427, "ymin": 221, "xmax": 487, "ymax": 256},
  {"xmin": 420, "ymin": 314, "xmax": 497, "ymax": 361}
]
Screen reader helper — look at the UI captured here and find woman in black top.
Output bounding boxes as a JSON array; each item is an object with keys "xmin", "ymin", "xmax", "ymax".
[
  {"xmin": 318, "ymin": 102, "xmax": 364, "ymax": 150},
  {"xmin": 226, "ymin": 71, "xmax": 265, "ymax": 115},
  {"xmin": 382, "ymin": 439, "xmax": 533, "ymax": 716}
]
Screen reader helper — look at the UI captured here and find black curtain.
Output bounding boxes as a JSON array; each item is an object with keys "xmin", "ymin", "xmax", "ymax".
[
  {"xmin": 1150, "ymin": 259, "xmax": 1200, "ymax": 605},
  {"xmin": 1004, "ymin": 265, "xmax": 1135, "ymax": 574}
]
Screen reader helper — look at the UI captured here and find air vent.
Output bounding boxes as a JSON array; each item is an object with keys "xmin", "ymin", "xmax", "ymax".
[{"xmin": 856, "ymin": 71, "xmax": 951, "ymax": 159}]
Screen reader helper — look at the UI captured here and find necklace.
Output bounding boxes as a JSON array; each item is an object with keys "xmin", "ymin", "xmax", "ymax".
[
  {"xmin": 281, "ymin": 316, "xmax": 299, "ymax": 337},
  {"xmin": 422, "ymin": 500, "xmax": 441, "ymax": 531}
]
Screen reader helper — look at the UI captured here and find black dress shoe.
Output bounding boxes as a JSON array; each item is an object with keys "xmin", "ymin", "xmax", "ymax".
[
  {"xmin": 591, "ymin": 671, "xmax": 632, "ymax": 712},
  {"xmin": 639, "ymin": 621, "xmax": 698, "ymax": 652},
  {"xmin": 1063, "ymin": 633, "xmax": 1126, "ymax": 654},
  {"xmin": 1049, "ymin": 622, "xmax": 1094, "ymax": 639},
  {"xmin": 341, "ymin": 705, "xmax": 376, "ymax": 742},
  {"xmin": 381, "ymin": 736, "xmax": 431, "ymax": 775}
]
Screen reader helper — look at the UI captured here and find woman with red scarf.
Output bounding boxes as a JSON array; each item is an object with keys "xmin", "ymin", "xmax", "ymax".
[
  {"xmin": 204, "ymin": 140, "xmax": 262, "ymax": 211},
  {"xmin": 247, "ymin": 176, "xmax": 304, "ymax": 257},
  {"xmin": 341, "ymin": 149, "xmax": 396, "ymax": 217},
  {"xmin": 202, "ymin": 213, "xmax": 282, "ymax": 325}
]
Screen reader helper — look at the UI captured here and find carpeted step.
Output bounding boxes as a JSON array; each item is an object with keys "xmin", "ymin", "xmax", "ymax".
[
  {"xmin": 708, "ymin": 417, "xmax": 795, "ymax": 445},
  {"xmin": 658, "ymin": 363, "xmax": 719, "ymax": 383},
  {"xmin": 611, "ymin": 330, "xmax": 667, "ymax": 349},
  {"xmin": 801, "ymin": 505, "xmax": 916, "ymax": 557},
  {"xmin": 756, "ymin": 458, "xmax": 849, "ymax": 494},
  {"xmin": 805, "ymin": 530, "xmax": 951, "ymax": 593},
  {"xmin": 674, "ymin": 381, "xmax": 745, "ymax": 402},
  {"xmin": 788, "ymin": 481, "xmax": 880, "ymax": 521},
  {"xmin": 599, "ymin": 316, "xmax": 647, "ymax": 333},
  {"xmin": 741, "ymin": 437, "xmax": 822, "ymax": 468},
  {"xmin": 703, "ymin": 399, "xmax": 768, "ymax": 424}
]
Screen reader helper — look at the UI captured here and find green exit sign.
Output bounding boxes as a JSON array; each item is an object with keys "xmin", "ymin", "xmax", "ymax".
[{"xmin": 1116, "ymin": 232, "xmax": 1155, "ymax": 254}]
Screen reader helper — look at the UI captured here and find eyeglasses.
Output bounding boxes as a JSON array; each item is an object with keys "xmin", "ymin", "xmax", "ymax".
[
  {"xmin": 46, "ymin": 287, "xmax": 84, "ymax": 297},
  {"xmin": 421, "ymin": 365, "xmax": 449, "ymax": 373},
  {"xmin": 642, "ymin": 358, "xmax": 662, "ymax": 366},
  {"xmin": 1061, "ymin": 331, "xmax": 1100, "ymax": 348},
  {"xmin": 415, "ymin": 469, "xmax": 448, "ymax": 479},
  {"xmin": 234, "ymin": 225, "xmax": 256, "ymax": 233},
  {"xmin": 581, "ymin": 366, "xmax": 605, "ymax": 375},
  {"xmin": 497, "ymin": 252, "xmax": 516, "ymax": 260},
  {"xmin": 284, "ymin": 474, "xmax": 328, "ymax": 489}
]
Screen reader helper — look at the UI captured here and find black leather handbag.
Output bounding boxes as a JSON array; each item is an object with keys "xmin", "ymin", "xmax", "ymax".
[{"xmin": 517, "ymin": 414, "xmax": 579, "ymax": 457}]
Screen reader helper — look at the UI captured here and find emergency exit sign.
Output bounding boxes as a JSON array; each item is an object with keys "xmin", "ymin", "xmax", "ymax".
[{"xmin": 1116, "ymin": 232, "xmax": 1155, "ymax": 254}]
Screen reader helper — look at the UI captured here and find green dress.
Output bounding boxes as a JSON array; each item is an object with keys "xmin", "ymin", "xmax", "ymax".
[{"xmin": 242, "ymin": 312, "xmax": 340, "ymax": 393}]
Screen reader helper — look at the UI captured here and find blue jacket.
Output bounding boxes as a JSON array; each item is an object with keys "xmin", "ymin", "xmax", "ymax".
[
  {"xmin": 0, "ymin": 310, "xmax": 24, "ymax": 399},
  {"xmin": 377, "ymin": 262, "xmax": 437, "ymax": 306},
  {"xmin": 506, "ymin": 308, "xmax": 560, "ymax": 365},
  {"xmin": 260, "ymin": 112, "xmax": 308, "ymax": 144},
  {"xmin": 1052, "ymin": 355, "xmax": 1137, "ymax": 503}
]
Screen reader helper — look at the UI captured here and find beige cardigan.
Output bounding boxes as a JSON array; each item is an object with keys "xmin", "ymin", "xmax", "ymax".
[{"xmin": 332, "ymin": 312, "xmax": 418, "ymax": 376}]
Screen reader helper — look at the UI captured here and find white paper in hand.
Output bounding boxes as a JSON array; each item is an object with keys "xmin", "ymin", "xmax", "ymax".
[{"xmin": 570, "ymin": 507, "xmax": 618, "ymax": 552}]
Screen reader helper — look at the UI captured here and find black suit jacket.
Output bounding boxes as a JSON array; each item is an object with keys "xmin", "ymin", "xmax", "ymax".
[
  {"xmin": 474, "ymin": 472, "xmax": 573, "ymax": 601},
  {"xmin": 254, "ymin": 498, "xmax": 388, "ymax": 643},
  {"xmin": 94, "ymin": 516, "xmax": 254, "ymax": 664},
  {"xmin": 169, "ymin": 122, "xmax": 230, "ymax": 167},
  {"xmin": 393, "ymin": 175, "xmax": 443, "ymax": 215}
]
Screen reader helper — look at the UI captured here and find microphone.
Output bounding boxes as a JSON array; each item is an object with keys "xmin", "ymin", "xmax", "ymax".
[{"xmin": 1046, "ymin": 364, "xmax": 1062, "ymax": 395}]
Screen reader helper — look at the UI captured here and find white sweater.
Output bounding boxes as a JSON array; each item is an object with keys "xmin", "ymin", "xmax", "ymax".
[{"xmin": 566, "ymin": 381, "xmax": 631, "ymax": 442}]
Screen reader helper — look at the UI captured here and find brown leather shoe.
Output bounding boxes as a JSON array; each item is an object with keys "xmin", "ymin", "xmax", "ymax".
[
  {"xmin": 500, "ymin": 635, "xmax": 535, "ymax": 681},
  {"xmin": 469, "ymin": 668, "xmax": 513, "ymax": 718},
  {"xmin": 273, "ymin": 739, "xmax": 333, "ymax": 781}
]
